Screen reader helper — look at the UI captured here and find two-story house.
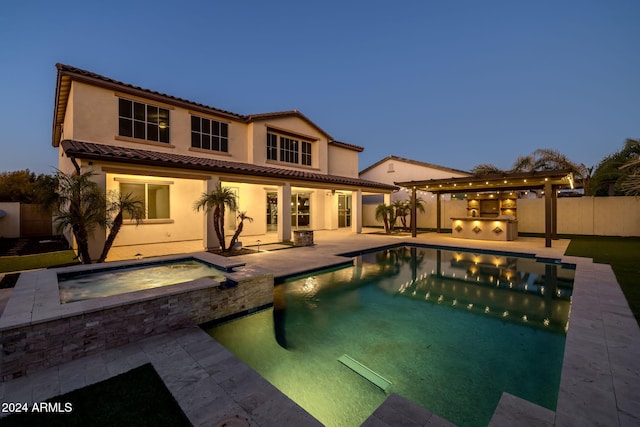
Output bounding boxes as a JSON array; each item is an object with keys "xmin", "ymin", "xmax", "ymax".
[{"xmin": 52, "ymin": 64, "xmax": 395, "ymax": 259}]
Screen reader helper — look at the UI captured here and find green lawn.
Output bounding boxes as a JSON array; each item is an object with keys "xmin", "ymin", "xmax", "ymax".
[
  {"xmin": 565, "ymin": 235, "xmax": 640, "ymax": 325},
  {"xmin": 0, "ymin": 250, "xmax": 78, "ymax": 273},
  {"xmin": 0, "ymin": 363, "xmax": 192, "ymax": 427}
]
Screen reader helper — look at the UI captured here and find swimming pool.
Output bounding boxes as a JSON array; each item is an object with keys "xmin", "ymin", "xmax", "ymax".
[
  {"xmin": 206, "ymin": 245, "xmax": 574, "ymax": 427},
  {"xmin": 58, "ymin": 258, "xmax": 227, "ymax": 303}
]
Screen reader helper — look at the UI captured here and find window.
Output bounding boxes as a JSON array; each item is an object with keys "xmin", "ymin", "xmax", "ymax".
[
  {"xmin": 119, "ymin": 98, "xmax": 170, "ymax": 143},
  {"xmin": 266, "ymin": 131, "xmax": 312, "ymax": 166},
  {"xmin": 280, "ymin": 137, "xmax": 299, "ymax": 164},
  {"xmin": 191, "ymin": 116, "xmax": 229, "ymax": 152},
  {"xmin": 119, "ymin": 182, "xmax": 170, "ymax": 219},
  {"xmin": 301, "ymin": 141, "xmax": 312, "ymax": 166},
  {"xmin": 267, "ymin": 133, "xmax": 278, "ymax": 160}
]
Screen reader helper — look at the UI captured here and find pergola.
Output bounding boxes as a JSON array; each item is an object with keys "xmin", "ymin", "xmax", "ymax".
[{"xmin": 395, "ymin": 169, "xmax": 575, "ymax": 247}]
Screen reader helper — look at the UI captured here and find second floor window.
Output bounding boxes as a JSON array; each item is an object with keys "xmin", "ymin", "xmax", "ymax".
[
  {"xmin": 119, "ymin": 98, "xmax": 169, "ymax": 143},
  {"xmin": 191, "ymin": 116, "xmax": 229, "ymax": 152},
  {"xmin": 301, "ymin": 141, "xmax": 312, "ymax": 166},
  {"xmin": 267, "ymin": 133, "xmax": 278, "ymax": 160},
  {"xmin": 267, "ymin": 132, "xmax": 312, "ymax": 166},
  {"xmin": 280, "ymin": 137, "xmax": 299, "ymax": 164}
]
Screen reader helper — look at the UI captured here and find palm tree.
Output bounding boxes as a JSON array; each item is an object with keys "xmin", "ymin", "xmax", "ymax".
[
  {"xmin": 526, "ymin": 149, "xmax": 592, "ymax": 192},
  {"xmin": 97, "ymin": 191, "xmax": 145, "ymax": 263},
  {"xmin": 471, "ymin": 163, "xmax": 505, "ymax": 177},
  {"xmin": 228, "ymin": 211, "xmax": 253, "ymax": 251},
  {"xmin": 590, "ymin": 139, "xmax": 640, "ymax": 196},
  {"xmin": 392, "ymin": 200, "xmax": 409, "ymax": 230},
  {"xmin": 193, "ymin": 182, "xmax": 237, "ymax": 251},
  {"xmin": 375, "ymin": 203, "xmax": 394, "ymax": 233},
  {"xmin": 48, "ymin": 170, "xmax": 106, "ymax": 264},
  {"xmin": 472, "ymin": 149, "xmax": 592, "ymax": 192},
  {"xmin": 620, "ymin": 157, "xmax": 640, "ymax": 196}
]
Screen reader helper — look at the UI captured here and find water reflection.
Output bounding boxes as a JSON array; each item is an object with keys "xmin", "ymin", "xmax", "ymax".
[{"xmin": 277, "ymin": 246, "xmax": 574, "ymax": 344}]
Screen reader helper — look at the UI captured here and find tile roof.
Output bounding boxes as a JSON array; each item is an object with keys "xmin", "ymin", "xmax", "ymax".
[
  {"xmin": 55, "ymin": 63, "xmax": 243, "ymax": 119},
  {"xmin": 53, "ymin": 64, "xmax": 364, "ymax": 152},
  {"xmin": 60, "ymin": 140, "xmax": 396, "ymax": 191}
]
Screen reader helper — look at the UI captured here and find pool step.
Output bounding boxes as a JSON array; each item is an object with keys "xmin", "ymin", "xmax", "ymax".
[{"xmin": 338, "ymin": 354, "xmax": 392, "ymax": 393}]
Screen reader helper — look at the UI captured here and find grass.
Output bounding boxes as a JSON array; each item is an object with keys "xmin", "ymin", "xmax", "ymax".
[
  {"xmin": 0, "ymin": 250, "xmax": 78, "ymax": 274},
  {"xmin": 0, "ymin": 363, "xmax": 192, "ymax": 427},
  {"xmin": 564, "ymin": 235, "xmax": 640, "ymax": 325}
]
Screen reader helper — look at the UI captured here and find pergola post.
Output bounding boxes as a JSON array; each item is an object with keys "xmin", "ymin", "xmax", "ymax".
[
  {"xmin": 411, "ymin": 186, "xmax": 417, "ymax": 238},
  {"xmin": 436, "ymin": 191, "xmax": 442, "ymax": 233},
  {"xmin": 552, "ymin": 185, "xmax": 558, "ymax": 240},
  {"xmin": 544, "ymin": 180, "xmax": 552, "ymax": 247}
]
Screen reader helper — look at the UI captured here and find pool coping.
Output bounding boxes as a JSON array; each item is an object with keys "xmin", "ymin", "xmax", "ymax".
[
  {"xmin": 0, "ymin": 252, "xmax": 251, "ymax": 331},
  {"xmin": 0, "ymin": 232, "xmax": 638, "ymax": 426}
]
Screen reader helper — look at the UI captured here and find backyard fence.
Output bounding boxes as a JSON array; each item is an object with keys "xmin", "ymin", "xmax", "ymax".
[
  {"xmin": 0, "ymin": 203, "xmax": 53, "ymax": 238},
  {"xmin": 363, "ymin": 196, "xmax": 640, "ymax": 237}
]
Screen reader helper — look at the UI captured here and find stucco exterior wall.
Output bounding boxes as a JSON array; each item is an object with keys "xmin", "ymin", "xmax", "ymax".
[
  {"xmin": 248, "ymin": 116, "xmax": 331, "ymax": 174},
  {"xmin": 360, "ymin": 158, "xmax": 469, "ymax": 202},
  {"xmin": 328, "ymin": 145, "xmax": 359, "ymax": 178},
  {"xmin": 105, "ymin": 172, "xmax": 204, "ymax": 246},
  {"xmin": 67, "ymin": 82, "xmax": 247, "ymax": 162}
]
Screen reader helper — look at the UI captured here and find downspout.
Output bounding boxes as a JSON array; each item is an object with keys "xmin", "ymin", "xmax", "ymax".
[{"xmin": 69, "ymin": 156, "xmax": 81, "ymax": 174}]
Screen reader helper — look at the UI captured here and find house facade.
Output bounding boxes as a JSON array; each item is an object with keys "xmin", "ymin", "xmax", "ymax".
[
  {"xmin": 52, "ymin": 64, "xmax": 395, "ymax": 259},
  {"xmin": 359, "ymin": 155, "xmax": 470, "ymax": 203}
]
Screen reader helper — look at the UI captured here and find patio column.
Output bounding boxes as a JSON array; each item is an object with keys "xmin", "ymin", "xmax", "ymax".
[
  {"xmin": 436, "ymin": 192, "xmax": 442, "ymax": 233},
  {"xmin": 278, "ymin": 182, "xmax": 292, "ymax": 242},
  {"xmin": 552, "ymin": 185, "xmax": 558, "ymax": 240},
  {"xmin": 351, "ymin": 189, "xmax": 362, "ymax": 234},
  {"xmin": 89, "ymin": 171, "xmax": 107, "ymax": 261},
  {"xmin": 204, "ymin": 176, "xmax": 221, "ymax": 250}
]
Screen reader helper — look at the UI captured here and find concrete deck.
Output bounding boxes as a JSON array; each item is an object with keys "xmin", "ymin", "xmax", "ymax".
[{"xmin": 1, "ymin": 229, "xmax": 638, "ymax": 426}]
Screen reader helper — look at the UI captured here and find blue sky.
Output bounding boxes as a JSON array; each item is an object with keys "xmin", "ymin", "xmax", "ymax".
[{"xmin": 1, "ymin": 0, "xmax": 638, "ymax": 175}]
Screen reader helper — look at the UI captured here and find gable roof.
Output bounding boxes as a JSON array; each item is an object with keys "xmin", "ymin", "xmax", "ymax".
[
  {"xmin": 52, "ymin": 64, "xmax": 363, "ymax": 152},
  {"xmin": 359, "ymin": 155, "xmax": 470, "ymax": 176},
  {"xmin": 60, "ymin": 140, "xmax": 395, "ymax": 192}
]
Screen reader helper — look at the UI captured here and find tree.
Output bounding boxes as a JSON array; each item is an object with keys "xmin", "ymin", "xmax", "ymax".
[
  {"xmin": 193, "ymin": 183, "xmax": 237, "ymax": 251},
  {"xmin": 620, "ymin": 156, "xmax": 640, "ymax": 196},
  {"xmin": 47, "ymin": 170, "xmax": 106, "ymax": 264},
  {"xmin": 0, "ymin": 170, "xmax": 55, "ymax": 203},
  {"xmin": 375, "ymin": 203, "xmax": 394, "ymax": 234},
  {"xmin": 590, "ymin": 139, "xmax": 640, "ymax": 196},
  {"xmin": 392, "ymin": 200, "xmax": 409, "ymax": 230},
  {"xmin": 471, "ymin": 164, "xmax": 504, "ymax": 177},
  {"xmin": 526, "ymin": 149, "xmax": 592, "ymax": 193},
  {"xmin": 392, "ymin": 199, "xmax": 424, "ymax": 231},
  {"xmin": 97, "ymin": 191, "xmax": 145, "ymax": 263},
  {"xmin": 228, "ymin": 211, "xmax": 253, "ymax": 251},
  {"xmin": 471, "ymin": 148, "xmax": 592, "ymax": 193}
]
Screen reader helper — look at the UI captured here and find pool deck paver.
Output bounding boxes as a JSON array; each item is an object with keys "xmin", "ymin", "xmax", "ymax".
[{"xmin": 1, "ymin": 229, "xmax": 639, "ymax": 426}]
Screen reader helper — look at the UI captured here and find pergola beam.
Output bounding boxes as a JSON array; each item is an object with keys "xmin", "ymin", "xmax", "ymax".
[{"xmin": 398, "ymin": 170, "xmax": 574, "ymax": 248}]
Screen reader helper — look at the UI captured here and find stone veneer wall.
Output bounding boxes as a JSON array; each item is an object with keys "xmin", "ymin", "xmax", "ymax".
[{"xmin": 0, "ymin": 273, "xmax": 273, "ymax": 381}]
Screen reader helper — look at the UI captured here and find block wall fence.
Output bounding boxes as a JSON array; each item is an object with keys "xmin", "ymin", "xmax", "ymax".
[{"xmin": 363, "ymin": 196, "xmax": 640, "ymax": 237}]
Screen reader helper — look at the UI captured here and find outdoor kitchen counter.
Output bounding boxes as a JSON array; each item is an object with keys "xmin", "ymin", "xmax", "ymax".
[{"xmin": 450, "ymin": 216, "xmax": 518, "ymax": 241}]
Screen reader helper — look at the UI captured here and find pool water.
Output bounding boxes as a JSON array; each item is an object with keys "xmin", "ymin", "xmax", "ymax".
[
  {"xmin": 206, "ymin": 246, "xmax": 573, "ymax": 427},
  {"xmin": 58, "ymin": 258, "xmax": 227, "ymax": 303}
]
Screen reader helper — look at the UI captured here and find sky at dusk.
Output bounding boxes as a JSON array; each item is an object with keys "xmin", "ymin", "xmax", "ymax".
[{"xmin": 1, "ymin": 0, "xmax": 639, "ymax": 176}]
